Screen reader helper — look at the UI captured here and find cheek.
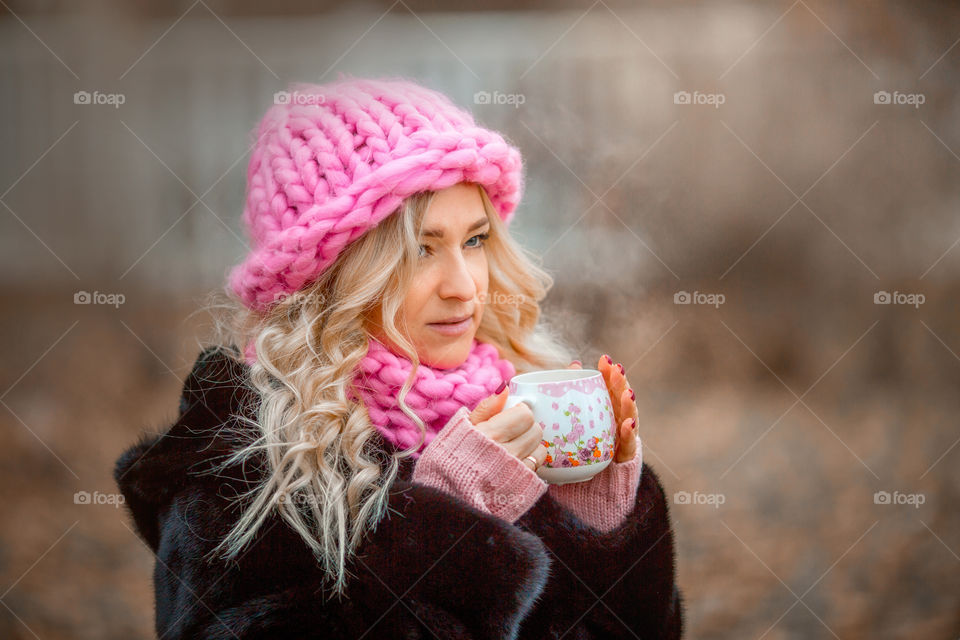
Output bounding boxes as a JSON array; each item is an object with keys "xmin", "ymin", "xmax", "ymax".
[
  {"xmin": 403, "ymin": 274, "xmax": 434, "ymax": 320},
  {"xmin": 471, "ymin": 253, "xmax": 489, "ymax": 291}
]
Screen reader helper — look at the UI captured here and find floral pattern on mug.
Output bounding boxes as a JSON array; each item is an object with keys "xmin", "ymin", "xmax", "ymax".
[{"xmin": 540, "ymin": 397, "xmax": 614, "ymax": 467}]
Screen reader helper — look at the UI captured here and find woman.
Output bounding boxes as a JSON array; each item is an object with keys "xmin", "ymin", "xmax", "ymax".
[{"xmin": 114, "ymin": 75, "xmax": 684, "ymax": 639}]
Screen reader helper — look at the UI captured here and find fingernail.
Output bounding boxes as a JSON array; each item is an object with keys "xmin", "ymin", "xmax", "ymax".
[
  {"xmin": 605, "ymin": 354, "xmax": 613, "ymax": 364},
  {"xmin": 571, "ymin": 359, "xmax": 581, "ymax": 366},
  {"xmin": 628, "ymin": 418, "xmax": 636, "ymax": 430},
  {"xmin": 495, "ymin": 381, "xmax": 506, "ymax": 394},
  {"xmin": 617, "ymin": 363, "xmax": 624, "ymax": 375},
  {"xmin": 629, "ymin": 389, "xmax": 635, "ymax": 401}
]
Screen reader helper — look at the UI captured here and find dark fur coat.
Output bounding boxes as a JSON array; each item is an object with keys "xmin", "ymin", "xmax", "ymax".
[{"xmin": 114, "ymin": 346, "xmax": 685, "ymax": 639}]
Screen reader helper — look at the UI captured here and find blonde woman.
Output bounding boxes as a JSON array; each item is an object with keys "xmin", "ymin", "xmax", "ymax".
[{"xmin": 114, "ymin": 75, "xmax": 683, "ymax": 639}]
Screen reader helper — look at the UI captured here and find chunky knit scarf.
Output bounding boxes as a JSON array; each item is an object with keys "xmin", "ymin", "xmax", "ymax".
[
  {"xmin": 351, "ymin": 337, "xmax": 516, "ymax": 457},
  {"xmin": 242, "ymin": 336, "xmax": 515, "ymax": 457}
]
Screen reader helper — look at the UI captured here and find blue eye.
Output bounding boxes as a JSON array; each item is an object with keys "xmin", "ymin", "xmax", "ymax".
[
  {"xmin": 466, "ymin": 232, "xmax": 490, "ymax": 248},
  {"xmin": 418, "ymin": 233, "xmax": 489, "ymax": 258}
]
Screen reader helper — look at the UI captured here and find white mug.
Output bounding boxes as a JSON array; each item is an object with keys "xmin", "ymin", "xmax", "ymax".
[{"xmin": 504, "ymin": 368, "xmax": 616, "ymax": 484}]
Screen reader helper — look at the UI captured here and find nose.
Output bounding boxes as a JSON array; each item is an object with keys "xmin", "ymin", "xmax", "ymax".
[{"xmin": 437, "ymin": 251, "xmax": 477, "ymax": 302}]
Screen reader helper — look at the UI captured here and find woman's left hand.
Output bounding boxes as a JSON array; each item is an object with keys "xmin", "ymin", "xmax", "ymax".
[{"xmin": 567, "ymin": 355, "xmax": 638, "ymax": 463}]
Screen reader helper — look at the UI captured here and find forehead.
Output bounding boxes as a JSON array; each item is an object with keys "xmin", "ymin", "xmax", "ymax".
[{"xmin": 421, "ymin": 183, "xmax": 489, "ymax": 237}]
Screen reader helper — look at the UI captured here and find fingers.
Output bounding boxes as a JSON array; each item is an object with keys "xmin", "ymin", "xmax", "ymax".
[
  {"xmin": 614, "ymin": 417, "xmax": 638, "ymax": 463},
  {"xmin": 471, "ymin": 398, "xmax": 547, "ymax": 469},
  {"xmin": 478, "ymin": 402, "xmax": 536, "ymax": 443},
  {"xmin": 611, "ymin": 362, "xmax": 628, "ymax": 412},
  {"xmin": 468, "ymin": 385, "xmax": 509, "ymax": 425},
  {"xmin": 599, "ymin": 354, "xmax": 636, "ymax": 422},
  {"xmin": 620, "ymin": 386, "xmax": 638, "ymax": 425},
  {"xmin": 502, "ymin": 419, "xmax": 544, "ymax": 459},
  {"xmin": 521, "ymin": 444, "xmax": 548, "ymax": 471},
  {"xmin": 598, "ymin": 353, "xmax": 640, "ymax": 462},
  {"xmin": 598, "ymin": 354, "xmax": 622, "ymax": 424}
]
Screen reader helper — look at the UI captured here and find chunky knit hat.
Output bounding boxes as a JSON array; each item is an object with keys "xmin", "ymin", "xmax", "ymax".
[{"xmin": 228, "ymin": 74, "xmax": 525, "ymax": 310}]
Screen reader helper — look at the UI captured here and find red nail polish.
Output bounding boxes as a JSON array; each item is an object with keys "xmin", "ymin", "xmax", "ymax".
[
  {"xmin": 605, "ymin": 355, "xmax": 613, "ymax": 364},
  {"xmin": 495, "ymin": 381, "xmax": 506, "ymax": 394},
  {"xmin": 629, "ymin": 389, "xmax": 635, "ymax": 401},
  {"xmin": 629, "ymin": 418, "xmax": 636, "ymax": 430},
  {"xmin": 617, "ymin": 363, "xmax": 624, "ymax": 375}
]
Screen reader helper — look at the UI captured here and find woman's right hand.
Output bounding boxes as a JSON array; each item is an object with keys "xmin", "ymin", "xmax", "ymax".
[{"xmin": 469, "ymin": 384, "xmax": 547, "ymax": 471}]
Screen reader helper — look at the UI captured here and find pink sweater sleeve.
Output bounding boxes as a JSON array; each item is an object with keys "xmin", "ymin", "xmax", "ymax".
[
  {"xmin": 412, "ymin": 407, "xmax": 643, "ymax": 532},
  {"xmin": 411, "ymin": 406, "xmax": 548, "ymax": 523},
  {"xmin": 547, "ymin": 437, "xmax": 643, "ymax": 534}
]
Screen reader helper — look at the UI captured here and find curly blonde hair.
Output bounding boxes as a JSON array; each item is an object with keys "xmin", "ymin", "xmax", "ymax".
[{"xmin": 198, "ymin": 183, "xmax": 576, "ymax": 600}]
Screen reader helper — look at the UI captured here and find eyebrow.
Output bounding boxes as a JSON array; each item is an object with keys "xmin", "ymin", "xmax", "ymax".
[{"xmin": 421, "ymin": 217, "xmax": 490, "ymax": 239}]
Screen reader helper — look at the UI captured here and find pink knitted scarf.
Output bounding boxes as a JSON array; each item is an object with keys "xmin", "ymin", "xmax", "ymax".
[
  {"xmin": 351, "ymin": 337, "xmax": 516, "ymax": 457},
  {"xmin": 242, "ymin": 336, "xmax": 515, "ymax": 457}
]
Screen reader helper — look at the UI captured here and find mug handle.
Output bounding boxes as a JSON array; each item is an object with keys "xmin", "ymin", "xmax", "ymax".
[{"xmin": 503, "ymin": 394, "xmax": 536, "ymax": 411}]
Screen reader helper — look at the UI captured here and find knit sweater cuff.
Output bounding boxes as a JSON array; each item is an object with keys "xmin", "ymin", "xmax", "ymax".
[
  {"xmin": 547, "ymin": 437, "xmax": 643, "ymax": 534},
  {"xmin": 411, "ymin": 406, "xmax": 549, "ymax": 524}
]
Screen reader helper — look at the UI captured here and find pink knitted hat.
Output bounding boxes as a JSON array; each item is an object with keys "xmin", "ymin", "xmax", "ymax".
[{"xmin": 228, "ymin": 74, "xmax": 525, "ymax": 310}]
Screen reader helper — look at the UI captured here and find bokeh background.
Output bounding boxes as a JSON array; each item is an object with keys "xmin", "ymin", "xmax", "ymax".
[{"xmin": 1, "ymin": 0, "xmax": 959, "ymax": 638}]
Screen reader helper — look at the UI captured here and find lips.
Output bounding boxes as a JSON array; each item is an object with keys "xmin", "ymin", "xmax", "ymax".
[
  {"xmin": 433, "ymin": 313, "xmax": 472, "ymax": 324},
  {"xmin": 427, "ymin": 315, "xmax": 473, "ymax": 336}
]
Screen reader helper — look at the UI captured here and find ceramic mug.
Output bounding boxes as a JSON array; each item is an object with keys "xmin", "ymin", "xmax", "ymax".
[{"xmin": 503, "ymin": 368, "xmax": 616, "ymax": 484}]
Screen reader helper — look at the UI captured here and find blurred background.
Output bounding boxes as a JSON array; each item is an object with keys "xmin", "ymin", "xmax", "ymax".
[{"xmin": 1, "ymin": 0, "xmax": 958, "ymax": 637}]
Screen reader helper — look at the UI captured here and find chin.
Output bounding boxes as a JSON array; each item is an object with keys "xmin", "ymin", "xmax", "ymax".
[{"xmin": 420, "ymin": 332, "xmax": 475, "ymax": 369}]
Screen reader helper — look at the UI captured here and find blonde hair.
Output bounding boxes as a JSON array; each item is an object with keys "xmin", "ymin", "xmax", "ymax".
[{"xmin": 198, "ymin": 183, "xmax": 576, "ymax": 600}]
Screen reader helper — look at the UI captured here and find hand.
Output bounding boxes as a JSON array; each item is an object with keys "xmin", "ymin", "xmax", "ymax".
[
  {"xmin": 567, "ymin": 356, "xmax": 638, "ymax": 463},
  {"xmin": 468, "ymin": 386, "xmax": 548, "ymax": 472}
]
